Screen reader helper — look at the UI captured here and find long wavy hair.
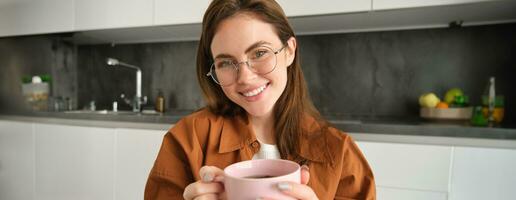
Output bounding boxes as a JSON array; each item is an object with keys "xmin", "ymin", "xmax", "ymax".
[{"xmin": 196, "ymin": 0, "xmax": 326, "ymax": 162}]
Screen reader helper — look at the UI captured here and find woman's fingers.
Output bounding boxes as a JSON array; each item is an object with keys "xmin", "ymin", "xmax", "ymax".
[
  {"xmin": 277, "ymin": 182, "xmax": 318, "ymax": 200},
  {"xmin": 300, "ymin": 165, "xmax": 310, "ymax": 185},
  {"xmin": 200, "ymin": 166, "xmax": 225, "ymax": 182},
  {"xmin": 193, "ymin": 193, "xmax": 219, "ymax": 200},
  {"xmin": 183, "ymin": 166, "xmax": 227, "ymax": 200},
  {"xmin": 258, "ymin": 165, "xmax": 314, "ymax": 200},
  {"xmin": 183, "ymin": 181, "xmax": 224, "ymax": 200}
]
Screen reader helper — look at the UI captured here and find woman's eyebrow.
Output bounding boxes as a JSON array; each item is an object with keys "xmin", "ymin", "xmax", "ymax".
[
  {"xmin": 244, "ymin": 41, "xmax": 271, "ymax": 53},
  {"xmin": 214, "ymin": 53, "xmax": 234, "ymax": 60},
  {"xmin": 213, "ymin": 41, "xmax": 272, "ymax": 59}
]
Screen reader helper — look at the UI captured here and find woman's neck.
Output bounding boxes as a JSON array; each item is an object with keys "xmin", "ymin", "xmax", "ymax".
[{"xmin": 249, "ymin": 111, "xmax": 276, "ymax": 145}]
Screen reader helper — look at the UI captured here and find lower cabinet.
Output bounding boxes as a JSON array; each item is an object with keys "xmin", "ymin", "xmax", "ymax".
[
  {"xmin": 377, "ymin": 187, "xmax": 447, "ymax": 200},
  {"xmin": 356, "ymin": 140, "xmax": 516, "ymax": 200},
  {"xmin": 115, "ymin": 128, "xmax": 166, "ymax": 200},
  {"xmin": 0, "ymin": 121, "xmax": 35, "ymax": 200},
  {"xmin": 34, "ymin": 123, "xmax": 116, "ymax": 200},
  {"xmin": 449, "ymin": 147, "xmax": 516, "ymax": 200},
  {"xmin": 356, "ymin": 141, "xmax": 452, "ymax": 199},
  {"xmin": 0, "ymin": 120, "xmax": 166, "ymax": 200}
]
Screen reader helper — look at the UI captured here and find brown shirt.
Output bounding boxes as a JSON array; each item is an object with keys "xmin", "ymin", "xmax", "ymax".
[{"xmin": 145, "ymin": 108, "xmax": 376, "ymax": 200}]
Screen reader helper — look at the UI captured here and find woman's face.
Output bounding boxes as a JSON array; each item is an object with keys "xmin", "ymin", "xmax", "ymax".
[{"xmin": 210, "ymin": 13, "xmax": 296, "ymax": 117}]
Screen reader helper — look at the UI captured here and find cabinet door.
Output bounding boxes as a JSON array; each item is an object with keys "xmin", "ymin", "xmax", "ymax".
[
  {"xmin": 0, "ymin": 0, "xmax": 74, "ymax": 37},
  {"xmin": 356, "ymin": 141, "xmax": 452, "ymax": 192},
  {"xmin": 276, "ymin": 0, "xmax": 370, "ymax": 17},
  {"xmin": 114, "ymin": 128, "xmax": 166, "ymax": 200},
  {"xmin": 0, "ymin": 120, "xmax": 35, "ymax": 200},
  {"xmin": 154, "ymin": 0, "xmax": 211, "ymax": 25},
  {"xmin": 75, "ymin": 0, "xmax": 153, "ymax": 31},
  {"xmin": 377, "ymin": 187, "xmax": 447, "ymax": 200},
  {"xmin": 449, "ymin": 147, "xmax": 516, "ymax": 200},
  {"xmin": 373, "ymin": 0, "xmax": 497, "ymax": 10},
  {"xmin": 34, "ymin": 123, "xmax": 115, "ymax": 200}
]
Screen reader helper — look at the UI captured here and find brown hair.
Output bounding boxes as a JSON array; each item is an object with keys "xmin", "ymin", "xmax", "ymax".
[{"xmin": 196, "ymin": 0, "xmax": 326, "ymax": 162}]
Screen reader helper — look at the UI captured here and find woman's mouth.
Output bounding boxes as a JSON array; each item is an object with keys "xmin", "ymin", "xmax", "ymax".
[{"xmin": 240, "ymin": 83, "xmax": 269, "ymax": 98}]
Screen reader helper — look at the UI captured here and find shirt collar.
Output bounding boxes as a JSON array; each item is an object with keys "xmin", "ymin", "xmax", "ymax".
[
  {"xmin": 218, "ymin": 115, "xmax": 256, "ymax": 153},
  {"xmin": 217, "ymin": 114, "xmax": 332, "ymax": 164}
]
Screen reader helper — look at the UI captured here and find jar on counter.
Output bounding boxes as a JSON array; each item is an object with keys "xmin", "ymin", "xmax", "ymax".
[
  {"xmin": 155, "ymin": 90, "xmax": 165, "ymax": 113},
  {"xmin": 481, "ymin": 95, "xmax": 504, "ymax": 125}
]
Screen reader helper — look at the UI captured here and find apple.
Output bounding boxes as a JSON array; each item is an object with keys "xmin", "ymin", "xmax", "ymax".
[
  {"xmin": 419, "ymin": 93, "xmax": 441, "ymax": 108},
  {"xmin": 444, "ymin": 88, "xmax": 464, "ymax": 104}
]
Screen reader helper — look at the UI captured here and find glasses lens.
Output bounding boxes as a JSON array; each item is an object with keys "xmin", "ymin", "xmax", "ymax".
[
  {"xmin": 213, "ymin": 60, "xmax": 237, "ymax": 86},
  {"xmin": 248, "ymin": 47, "xmax": 276, "ymax": 74}
]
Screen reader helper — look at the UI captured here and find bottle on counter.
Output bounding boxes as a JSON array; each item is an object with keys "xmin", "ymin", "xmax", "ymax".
[
  {"xmin": 155, "ymin": 89, "xmax": 165, "ymax": 113},
  {"xmin": 481, "ymin": 77, "xmax": 504, "ymax": 127},
  {"xmin": 471, "ymin": 106, "xmax": 488, "ymax": 127}
]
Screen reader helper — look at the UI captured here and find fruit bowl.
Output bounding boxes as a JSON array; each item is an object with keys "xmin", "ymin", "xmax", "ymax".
[{"xmin": 420, "ymin": 107, "xmax": 473, "ymax": 120}]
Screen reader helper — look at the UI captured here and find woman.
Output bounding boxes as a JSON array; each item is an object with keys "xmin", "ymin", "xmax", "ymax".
[{"xmin": 145, "ymin": 0, "xmax": 376, "ymax": 199}]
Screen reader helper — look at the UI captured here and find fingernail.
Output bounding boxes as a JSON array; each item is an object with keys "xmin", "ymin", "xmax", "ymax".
[
  {"xmin": 202, "ymin": 173, "xmax": 213, "ymax": 182},
  {"xmin": 301, "ymin": 165, "xmax": 310, "ymax": 171},
  {"xmin": 277, "ymin": 182, "xmax": 292, "ymax": 191},
  {"xmin": 213, "ymin": 175, "xmax": 224, "ymax": 182}
]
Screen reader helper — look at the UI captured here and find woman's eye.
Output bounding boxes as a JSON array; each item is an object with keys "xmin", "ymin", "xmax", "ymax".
[
  {"xmin": 254, "ymin": 50, "xmax": 267, "ymax": 58},
  {"xmin": 216, "ymin": 61, "xmax": 233, "ymax": 69}
]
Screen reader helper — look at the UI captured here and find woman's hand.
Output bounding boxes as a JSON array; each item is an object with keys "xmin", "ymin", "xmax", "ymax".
[
  {"xmin": 183, "ymin": 166, "xmax": 226, "ymax": 200},
  {"xmin": 260, "ymin": 165, "xmax": 319, "ymax": 200}
]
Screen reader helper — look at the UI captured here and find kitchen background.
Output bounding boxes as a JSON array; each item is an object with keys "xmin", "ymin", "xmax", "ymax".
[
  {"xmin": 2, "ymin": 1, "xmax": 516, "ymax": 200},
  {"xmin": 0, "ymin": 23, "xmax": 514, "ymax": 126}
]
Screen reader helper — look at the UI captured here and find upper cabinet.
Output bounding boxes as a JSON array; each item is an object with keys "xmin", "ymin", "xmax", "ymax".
[
  {"xmin": 276, "ymin": 0, "xmax": 371, "ymax": 17},
  {"xmin": 373, "ymin": 0, "xmax": 498, "ymax": 10},
  {"xmin": 154, "ymin": 0, "xmax": 371, "ymax": 25},
  {"xmin": 75, "ymin": 0, "xmax": 153, "ymax": 31},
  {"xmin": 0, "ymin": 0, "xmax": 74, "ymax": 37},
  {"xmin": 154, "ymin": 0, "xmax": 211, "ymax": 25},
  {"xmin": 2, "ymin": 0, "xmax": 516, "ymax": 42}
]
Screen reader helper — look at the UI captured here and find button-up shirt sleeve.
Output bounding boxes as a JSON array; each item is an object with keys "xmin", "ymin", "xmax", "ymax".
[
  {"xmin": 334, "ymin": 135, "xmax": 376, "ymax": 200},
  {"xmin": 144, "ymin": 117, "xmax": 207, "ymax": 200}
]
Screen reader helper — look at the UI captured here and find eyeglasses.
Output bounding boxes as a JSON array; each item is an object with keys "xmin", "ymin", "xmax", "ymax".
[{"xmin": 206, "ymin": 45, "xmax": 286, "ymax": 86}]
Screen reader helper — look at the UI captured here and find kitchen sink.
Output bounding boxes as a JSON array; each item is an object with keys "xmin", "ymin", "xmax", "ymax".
[
  {"xmin": 64, "ymin": 110, "xmax": 138, "ymax": 115},
  {"xmin": 328, "ymin": 119, "xmax": 362, "ymax": 124}
]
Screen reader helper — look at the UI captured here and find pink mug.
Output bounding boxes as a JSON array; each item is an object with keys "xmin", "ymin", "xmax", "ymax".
[{"xmin": 224, "ymin": 159, "xmax": 301, "ymax": 200}]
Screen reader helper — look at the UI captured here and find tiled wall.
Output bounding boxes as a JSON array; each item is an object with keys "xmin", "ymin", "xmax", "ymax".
[{"xmin": 1, "ymin": 23, "xmax": 515, "ymax": 126}]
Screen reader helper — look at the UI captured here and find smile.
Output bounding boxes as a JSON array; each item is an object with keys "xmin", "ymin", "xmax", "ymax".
[{"xmin": 241, "ymin": 83, "xmax": 269, "ymax": 97}]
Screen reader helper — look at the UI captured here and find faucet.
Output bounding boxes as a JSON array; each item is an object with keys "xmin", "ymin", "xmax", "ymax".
[{"xmin": 106, "ymin": 58, "xmax": 147, "ymax": 112}]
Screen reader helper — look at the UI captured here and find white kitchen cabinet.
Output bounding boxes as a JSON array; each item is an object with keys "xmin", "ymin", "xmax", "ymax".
[
  {"xmin": 356, "ymin": 141, "xmax": 452, "ymax": 193},
  {"xmin": 449, "ymin": 147, "xmax": 516, "ymax": 200},
  {"xmin": 277, "ymin": 0, "xmax": 370, "ymax": 17},
  {"xmin": 0, "ymin": 121, "xmax": 35, "ymax": 200},
  {"xmin": 114, "ymin": 128, "xmax": 166, "ymax": 200},
  {"xmin": 34, "ymin": 123, "xmax": 116, "ymax": 200},
  {"xmin": 75, "ymin": 0, "xmax": 153, "ymax": 31},
  {"xmin": 0, "ymin": 0, "xmax": 74, "ymax": 37},
  {"xmin": 377, "ymin": 187, "xmax": 447, "ymax": 200},
  {"xmin": 154, "ymin": 0, "xmax": 211, "ymax": 25},
  {"xmin": 373, "ymin": 0, "xmax": 498, "ymax": 10}
]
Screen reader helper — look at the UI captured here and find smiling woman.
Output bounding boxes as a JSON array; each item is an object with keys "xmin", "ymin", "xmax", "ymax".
[{"xmin": 144, "ymin": 0, "xmax": 376, "ymax": 200}]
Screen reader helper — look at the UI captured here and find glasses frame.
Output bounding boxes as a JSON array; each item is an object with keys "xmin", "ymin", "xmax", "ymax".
[{"xmin": 206, "ymin": 45, "xmax": 286, "ymax": 86}]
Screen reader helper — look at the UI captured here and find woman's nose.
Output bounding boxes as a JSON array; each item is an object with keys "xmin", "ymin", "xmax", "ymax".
[{"xmin": 236, "ymin": 62, "xmax": 257, "ymax": 84}]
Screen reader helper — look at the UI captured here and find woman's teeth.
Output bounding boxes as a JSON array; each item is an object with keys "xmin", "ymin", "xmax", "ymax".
[{"xmin": 242, "ymin": 84, "xmax": 267, "ymax": 97}]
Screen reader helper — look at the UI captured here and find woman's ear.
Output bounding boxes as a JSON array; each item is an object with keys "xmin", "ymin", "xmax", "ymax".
[{"xmin": 285, "ymin": 37, "xmax": 297, "ymax": 67}]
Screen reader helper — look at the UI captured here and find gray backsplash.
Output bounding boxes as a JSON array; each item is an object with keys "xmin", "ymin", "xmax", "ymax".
[
  {"xmin": 0, "ymin": 35, "xmax": 77, "ymax": 112},
  {"xmin": 1, "ymin": 23, "xmax": 515, "ymax": 126}
]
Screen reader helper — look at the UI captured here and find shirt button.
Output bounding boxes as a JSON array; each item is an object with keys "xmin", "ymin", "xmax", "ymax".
[{"xmin": 251, "ymin": 141, "xmax": 259, "ymax": 148}]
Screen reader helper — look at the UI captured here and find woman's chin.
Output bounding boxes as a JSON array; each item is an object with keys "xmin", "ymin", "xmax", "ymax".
[{"xmin": 244, "ymin": 105, "xmax": 274, "ymax": 118}]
